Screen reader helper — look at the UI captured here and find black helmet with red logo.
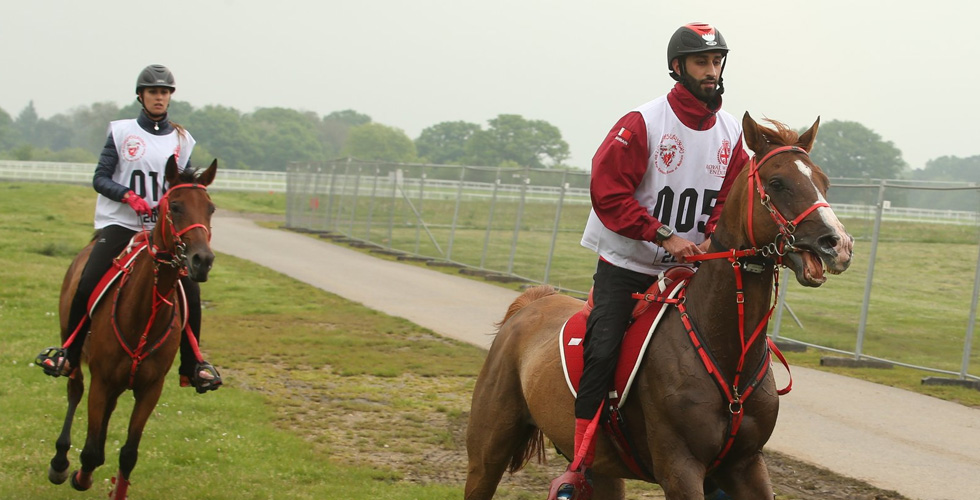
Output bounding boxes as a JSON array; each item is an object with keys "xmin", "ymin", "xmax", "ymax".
[
  {"xmin": 667, "ymin": 23, "xmax": 729, "ymax": 79},
  {"xmin": 135, "ymin": 64, "xmax": 176, "ymax": 95}
]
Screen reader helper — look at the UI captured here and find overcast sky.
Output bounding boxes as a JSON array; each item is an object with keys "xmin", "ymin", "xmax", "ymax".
[{"xmin": 2, "ymin": 1, "xmax": 975, "ymax": 170}]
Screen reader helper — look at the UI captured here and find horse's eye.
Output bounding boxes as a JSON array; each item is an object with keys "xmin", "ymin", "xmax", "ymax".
[
  {"xmin": 209, "ymin": 203, "xmax": 216, "ymax": 215},
  {"xmin": 768, "ymin": 178, "xmax": 785, "ymax": 192},
  {"xmin": 170, "ymin": 202, "xmax": 183, "ymax": 215}
]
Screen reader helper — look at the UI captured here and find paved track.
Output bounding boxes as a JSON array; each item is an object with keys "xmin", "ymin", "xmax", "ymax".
[{"xmin": 212, "ymin": 215, "xmax": 980, "ymax": 500}]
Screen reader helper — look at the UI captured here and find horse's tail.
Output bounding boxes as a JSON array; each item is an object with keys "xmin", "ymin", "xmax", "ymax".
[
  {"xmin": 495, "ymin": 285, "xmax": 559, "ymax": 330},
  {"xmin": 507, "ymin": 428, "xmax": 547, "ymax": 473}
]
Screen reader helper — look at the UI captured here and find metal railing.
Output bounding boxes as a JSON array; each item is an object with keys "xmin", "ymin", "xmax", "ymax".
[{"xmin": 286, "ymin": 159, "xmax": 980, "ymax": 385}]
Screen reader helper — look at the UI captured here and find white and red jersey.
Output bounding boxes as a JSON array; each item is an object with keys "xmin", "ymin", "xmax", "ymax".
[
  {"xmin": 581, "ymin": 83, "xmax": 749, "ymax": 276},
  {"xmin": 93, "ymin": 119, "xmax": 195, "ymax": 231}
]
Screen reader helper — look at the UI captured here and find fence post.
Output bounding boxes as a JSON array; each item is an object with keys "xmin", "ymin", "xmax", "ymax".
[
  {"xmin": 481, "ymin": 171, "xmax": 502, "ymax": 269},
  {"xmin": 349, "ymin": 164, "xmax": 361, "ymax": 237},
  {"xmin": 310, "ymin": 165, "xmax": 323, "ymax": 230},
  {"xmin": 414, "ymin": 172, "xmax": 426, "ymax": 255},
  {"xmin": 771, "ymin": 271, "xmax": 790, "ymax": 339},
  {"xmin": 387, "ymin": 168, "xmax": 398, "ymax": 250},
  {"xmin": 366, "ymin": 165, "xmax": 380, "ymax": 241},
  {"xmin": 285, "ymin": 165, "xmax": 296, "ymax": 228},
  {"xmin": 544, "ymin": 171, "xmax": 568, "ymax": 284},
  {"xmin": 856, "ymin": 180, "xmax": 887, "ymax": 359},
  {"xmin": 447, "ymin": 167, "xmax": 466, "ymax": 261},
  {"xmin": 325, "ymin": 163, "xmax": 339, "ymax": 231},
  {"xmin": 336, "ymin": 159, "xmax": 351, "ymax": 232},
  {"xmin": 961, "ymin": 227, "xmax": 980, "ymax": 379},
  {"xmin": 507, "ymin": 172, "xmax": 530, "ymax": 275}
]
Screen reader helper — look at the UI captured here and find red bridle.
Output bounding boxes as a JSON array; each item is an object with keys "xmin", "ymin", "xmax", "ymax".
[
  {"xmin": 151, "ymin": 182, "xmax": 212, "ymax": 266},
  {"xmin": 671, "ymin": 145, "xmax": 829, "ymax": 470},
  {"xmin": 746, "ymin": 145, "xmax": 829, "ymax": 250},
  {"xmin": 116, "ymin": 181, "xmax": 212, "ymax": 387}
]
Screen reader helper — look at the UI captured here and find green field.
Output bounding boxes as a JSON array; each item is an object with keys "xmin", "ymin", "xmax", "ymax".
[{"xmin": 0, "ymin": 182, "xmax": 490, "ymax": 499}]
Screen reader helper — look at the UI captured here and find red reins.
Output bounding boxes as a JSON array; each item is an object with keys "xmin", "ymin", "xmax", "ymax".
[
  {"xmin": 115, "ymin": 182, "xmax": 212, "ymax": 387},
  {"xmin": 674, "ymin": 145, "xmax": 824, "ymax": 470}
]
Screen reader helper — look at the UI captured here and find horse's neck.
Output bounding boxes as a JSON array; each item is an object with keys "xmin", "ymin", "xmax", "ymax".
[
  {"xmin": 684, "ymin": 258, "xmax": 775, "ymax": 363},
  {"xmin": 126, "ymin": 230, "xmax": 182, "ymax": 305}
]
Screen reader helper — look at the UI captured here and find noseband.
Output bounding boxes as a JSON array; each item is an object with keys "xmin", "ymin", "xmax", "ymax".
[{"xmin": 746, "ymin": 145, "xmax": 829, "ymax": 251}]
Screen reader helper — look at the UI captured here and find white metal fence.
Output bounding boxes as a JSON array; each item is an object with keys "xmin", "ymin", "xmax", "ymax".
[
  {"xmin": 0, "ymin": 160, "xmax": 286, "ymax": 192},
  {"xmin": 285, "ymin": 159, "xmax": 980, "ymax": 386}
]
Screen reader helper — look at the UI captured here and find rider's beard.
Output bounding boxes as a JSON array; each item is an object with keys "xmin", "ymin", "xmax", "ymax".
[{"xmin": 682, "ymin": 73, "xmax": 721, "ymax": 108}]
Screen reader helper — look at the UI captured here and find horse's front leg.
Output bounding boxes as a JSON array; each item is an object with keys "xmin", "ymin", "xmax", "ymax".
[
  {"xmin": 648, "ymin": 436, "xmax": 709, "ymax": 500},
  {"xmin": 656, "ymin": 466, "xmax": 707, "ymax": 499},
  {"xmin": 713, "ymin": 452, "xmax": 774, "ymax": 500},
  {"xmin": 72, "ymin": 377, "xmax": 121, "ymax": 491},
  {"xmin": 48, "ymin": 371, "xmax": 85, "ymax": 484},
  {"xmin": 110, "ymin": 380, "xmax": 166, "ymax": 500}
]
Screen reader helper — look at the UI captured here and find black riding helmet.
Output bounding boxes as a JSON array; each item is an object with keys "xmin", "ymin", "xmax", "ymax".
[
  {"xmin": 667, "ymin": 23, "xmax": 729, "ymax": 94},
  {"xmin": 135, "ymin": 64, "xmax": 176, "ymax": 95}
]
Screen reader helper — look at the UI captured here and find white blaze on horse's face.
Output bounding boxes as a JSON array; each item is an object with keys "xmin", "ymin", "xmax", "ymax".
[{"xmin": 795, "ymin": 159, "xmax": 853, "ymax": 264}]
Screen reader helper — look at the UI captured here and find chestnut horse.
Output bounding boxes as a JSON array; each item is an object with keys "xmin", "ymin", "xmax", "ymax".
[
  {"xmin": 46, "ymin": 157, "xmax": 217, "ymax": 499},
  {"xmin": 465, "ymin": 113, "xmax": 853, "ymax": 499}
]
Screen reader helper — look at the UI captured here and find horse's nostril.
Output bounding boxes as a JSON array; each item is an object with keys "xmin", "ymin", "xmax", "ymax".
[{"xmin": 818, "ymin": 234, "xmax": 839, "ymax": 252}]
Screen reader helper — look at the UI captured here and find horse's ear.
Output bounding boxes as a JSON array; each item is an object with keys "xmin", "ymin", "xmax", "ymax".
[
  {"xmin": 165, "ymin": 154, "xmax": 180, "ymax": 184},
  {"xmin": 797, "ymin": 116, "xmax": 820, "ymax": 153},
  {"xmin": 741, "ymin": 111, "xmax": 766, "ymax": 155},
  {"xmin": 197, "ymin": 159, "xmax": 218, "ymax": 187}
]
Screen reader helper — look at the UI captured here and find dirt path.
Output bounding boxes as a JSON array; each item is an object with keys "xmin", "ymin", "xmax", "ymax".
[{"xmin": 211, "ymin": 215, "xmax": 980, "ymax": 500}]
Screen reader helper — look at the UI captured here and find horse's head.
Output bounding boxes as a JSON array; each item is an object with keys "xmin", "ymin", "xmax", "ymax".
[
  {"xmin": 156, "ymin": 155, "xmax": 218, "ymax": 282},
  {"xmin": 717, "ymin": 113, "xmax": 853, "ymax": 287}
]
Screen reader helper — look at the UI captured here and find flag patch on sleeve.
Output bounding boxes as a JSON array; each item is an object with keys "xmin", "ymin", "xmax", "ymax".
[{"xmin": 614, "ymin": 127, "xmax": 633, "ymax": 146}]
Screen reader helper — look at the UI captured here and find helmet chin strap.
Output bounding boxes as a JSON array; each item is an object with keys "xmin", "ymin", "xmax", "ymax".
[
  {"xmin": 136, "ymin": 93, "xmax": 168, "ymax": 123},
  {"xmin": 717, "ymin": 57, "xmax": 727, "ymax": 96}
]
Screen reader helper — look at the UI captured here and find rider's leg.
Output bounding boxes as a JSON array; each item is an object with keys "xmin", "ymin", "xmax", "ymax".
[
  {"xmin": 178, "ymin": 276, "xmax": 221, "ymax": 391},
  {"xmin": 549, "ymin": 260, "xmax": 656, "ymax": 498},
  {"xmin": 39, "ymin": 226, "xmax": 135, "ymax": 376},
  {"xmin": 573, "ymin": 260, "xmax": 657, "ymax": 465}
]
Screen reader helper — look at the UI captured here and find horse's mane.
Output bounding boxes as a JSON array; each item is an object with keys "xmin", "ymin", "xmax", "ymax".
[
  {"xmin": 176, "ymin": 166, "xmax": 201, "ymax": 184},
  {"xmin": 756, "ymin": 118, "xmax": 800, "ymax": 147}
]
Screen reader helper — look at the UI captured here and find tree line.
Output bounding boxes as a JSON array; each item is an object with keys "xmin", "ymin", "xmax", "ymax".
[
  {"xmin": 0, "ymin": 101, "xmax": 571, "ymax": 172},
  {"xmin": 0, "ymin": 100, "xmax": 977, "ymax": 185}
]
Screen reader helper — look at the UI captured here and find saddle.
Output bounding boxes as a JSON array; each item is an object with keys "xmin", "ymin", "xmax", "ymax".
[{"xmin": 559, "ymin": 265, "xmax": 694, "ymax": 406}]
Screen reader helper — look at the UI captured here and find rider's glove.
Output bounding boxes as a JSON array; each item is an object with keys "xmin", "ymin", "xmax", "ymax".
[{"xmin": 124, "ymin": 191, "xmax": 152, "ymax": 216}]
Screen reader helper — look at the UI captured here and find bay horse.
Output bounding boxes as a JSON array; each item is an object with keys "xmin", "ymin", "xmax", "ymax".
[
  {"xmin": 46, "ymin": 156, "xmax": 217, "ymax": 499},
  {"xmin": 465, "ymin": 112, "xmax": 853, "ymax": 499}
]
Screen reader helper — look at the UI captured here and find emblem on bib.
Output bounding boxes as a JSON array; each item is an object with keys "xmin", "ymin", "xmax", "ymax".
[
  {"xmin": 717, "ymin": 139, "xmax": 731, "ymax": 166},
  {"xmin": 706, "ymin": 139, "xmax": 732, "ymax": 178},
  {"xmin": 656, "ymin": 134, "xmax": 685, "ymax": 174},
  {"xmin": 123, "ymin": 135, "xmax": 147, "ymax": 162}
]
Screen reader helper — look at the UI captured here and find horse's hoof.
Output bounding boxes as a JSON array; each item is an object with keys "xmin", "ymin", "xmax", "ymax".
[
  {"xmin": 110, "ymin": 474, "xmax": 131, "ymax": 500},
  {"xmin": 47, "ymin": 464, "xmax": 70, "ymax": 485},
  {"xmin": 69, "ymin": 470, "xmax": 92, "ymax": 491}
]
